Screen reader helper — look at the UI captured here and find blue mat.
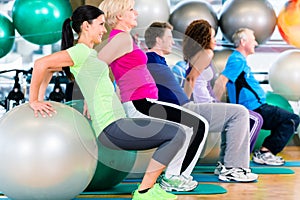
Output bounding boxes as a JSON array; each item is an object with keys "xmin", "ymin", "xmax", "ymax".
[
  {"xmin": 83, "ymin": 183, "xmax": 226, "ymax": 195},
  {"xmin": 193, "ymin": 165, "xmax": 294, "ymax": 174}
]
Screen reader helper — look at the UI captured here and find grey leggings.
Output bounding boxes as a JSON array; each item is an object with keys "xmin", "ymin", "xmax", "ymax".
[{"xmin": 98, "ymin": 118, "xmax": 186, "ymax": 166}]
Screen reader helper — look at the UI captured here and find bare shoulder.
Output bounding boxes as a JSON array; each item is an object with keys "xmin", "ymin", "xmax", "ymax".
[
  {"xmin": 192, "ymin": 49, "xmax": 214, "ymax": 63},
  {"xmin": 111, "ymin": 32, "xmax": 133, "ymax": 46},
  {"xmin": 204, "ymin": 49, "xmax": 214, "ymax": 58}
]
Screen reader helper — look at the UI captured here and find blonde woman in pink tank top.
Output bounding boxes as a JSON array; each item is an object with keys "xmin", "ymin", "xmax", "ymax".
[{"xmin": 98, "ymin": 0, "xmax": 210, "ymax": 194}]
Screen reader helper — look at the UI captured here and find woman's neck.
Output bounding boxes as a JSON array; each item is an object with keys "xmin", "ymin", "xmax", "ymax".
[
  {"xmin": 78, "ymin": 35, "xmax": 94, "ymax": 48},
  {"xmin": 114, "ymin": 23, "xmax": 132, "ymax": 32}
]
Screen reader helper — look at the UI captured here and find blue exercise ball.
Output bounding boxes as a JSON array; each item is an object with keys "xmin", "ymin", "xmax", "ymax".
[
  {"xmin": 12, "ymin": 0, "xmax": 72, "ymax": 45},
  {"xmin": 0, "ymin": 102, "xmax": 97, "ymax": 200},
  {"xmin": 0, "ymin": 14, "xmax": 15, "ymax": 58},
  {"xmin": 172, "ymin": 61, "xmax": 187, "ymax": 87}
]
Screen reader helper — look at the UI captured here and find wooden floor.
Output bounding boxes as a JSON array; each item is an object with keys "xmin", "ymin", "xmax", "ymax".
[{"xmin": 78, "ymin": 145, "xmax": 300, "ymax": 200}]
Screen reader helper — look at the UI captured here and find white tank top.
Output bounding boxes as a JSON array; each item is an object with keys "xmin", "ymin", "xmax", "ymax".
[{"xmin": 193, "ymin": 65, "xmax": 215, "ymax": 103}]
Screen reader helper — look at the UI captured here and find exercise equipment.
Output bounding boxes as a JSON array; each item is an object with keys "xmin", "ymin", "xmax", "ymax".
[
  {"xmin": 133, "ymin": 0, "xmax": 170, "ymax": 37},
  {"xmin": 169, "ymin": 0, "xmax": 218, "ymax": 38},
  {"xmin": 219, "ymin": 0, "xmax": 276, "ymax": 44},
  {"xmin": 12, "ymin": 0, "xmax": 72, "ymax": 45},
  {"xmin": 269, "ymin": 49, "xmax": 300, "ymax": 101},
  {"xmin": 277, "ymin": 0, "xmax": 300, "ymax": 48},
  {"xmin": 0, "ymin": 102, "xmax": 97, "ymax": 199},
  {"xmin": 65, "ymin": 100, "xmax": 137, "ymax": 190},
  {"xmin": 0, "ymin": 14, "xmax": 15, "ymax": 58}
]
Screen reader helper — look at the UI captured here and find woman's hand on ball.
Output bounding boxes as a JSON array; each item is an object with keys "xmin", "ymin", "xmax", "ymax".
[{"xmin": 29, "ymin": 101, "xmax": 56, "ymax": 117}]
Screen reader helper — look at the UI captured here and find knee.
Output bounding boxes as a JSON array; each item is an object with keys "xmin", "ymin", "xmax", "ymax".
[
  {"xmin": 235, "ymin": 104, "xmax": 249, "ymax": 119},
  {"xmin": 174, "ymin": 126, "xmax": 187, "ymax": 148},
  {"xmin": 291, "ymin": 113, "xmax": 300, "ymax": 129},
  {"xmin": 250, "ymin": 110, "xmax": 264, "ymax": 125}
]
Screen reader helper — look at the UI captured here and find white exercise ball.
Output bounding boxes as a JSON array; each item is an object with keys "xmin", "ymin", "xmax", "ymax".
[
  {"xmin": 0, "ymin": 102, "xmax": 97, "ymax": 200},
  {"xmin": 269, "ymin": 49, "xmax": 300, "ymax": 101},
  {"xmin": 133, "ymin": 0, "xmax": 170, "ymax": 37}
]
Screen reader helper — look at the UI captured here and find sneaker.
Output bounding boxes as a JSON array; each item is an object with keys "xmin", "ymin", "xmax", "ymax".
[
  {"xmin": 159, "ymin": 174, "xmax": 198, "ymax": 192},
  {"xmin": 252, "ymin": 150, "xmax": 285, "ymax": 166},
  {"xmin": 214, "ymin": 161, "xmax": 223, "ymax": 175},
  {"xmin": 153, "ymin": 184, "xmax": 178, "ymax": 199},
  {"xmin": 214, "ymin": 161, "xmax": 252, "ymax": 175},
  {"xmin": 132, "ymin": 183, "xmax": 177, "ymax": 200},
  {"xmin": 218, "ymin": 165, "xmax": 258, "ymax": 182}
]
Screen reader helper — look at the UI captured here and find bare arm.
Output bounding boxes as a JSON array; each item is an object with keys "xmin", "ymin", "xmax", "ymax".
[
  {"xmin": 98, "ymin": 32, "xmax": 133, "ymax": 65},
  {"xmin": 29, "ymin": 50, "xmax": 74, "ymax": 117},
  {"xmin": 184, "ymin": 68, "xmax": 200, "ymax": 99},
  {"xmin": 183, "ymin": 49, "xmax": 213, "ymax": 99},
  {"xmin": 213, "ymin": 74, "xmax": 229, "ymax": 101}
]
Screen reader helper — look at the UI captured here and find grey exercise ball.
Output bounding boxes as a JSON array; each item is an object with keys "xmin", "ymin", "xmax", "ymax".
[
  {"xmin": 212, "ymin": 48, "xmax": 234, "ymax": 77},
  {"xmin": 169, "ymin": 0, "xmax": 218, "ymax": 38},
  {"xmin": 269, "ymin": 49, "xmax": 300, "ymax": 101},
  {"xmin": 0, "ymin": 102, "xmax": 98, "ymax": 200},
  {"xmin": 219, "ymin": 0, "xmax": 277, "ymax": 44},
  {"xmin": 198, "ymin": 132, "xmax": 221, "ymax": 165},
  {"xmin": 132, "ymin": 0, "xmax": 170, "ymax": 37},
  {"xmin": 211, "ymin": 48, "xmax": 234, "ymax": 102}
]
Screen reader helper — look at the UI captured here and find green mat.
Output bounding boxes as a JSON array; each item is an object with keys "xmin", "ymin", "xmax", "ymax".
[
  {"xmin": 0, "ymin": 196, "xmax": 130, "ymax": 200},
  {"xmin": 251, "ymin": 167, "xmax": 294, "ymax": 174},
  {"xmin": 192, "ymin": 173, "xmax": 257, "ymax": 183},
  {"xmin": 193, "ymin": 165, "xmax": 295, "ymax": 174},
  {"xmin": 82, "ymin": 183, "xmax": 226, "ymax": 195},
  {"xmin": 250, "ymin": 161, "xmax": 300, "ymax": 167},
  {"xmin": 75, "ymin": 198, "xmax": 130, "ymax": 200},
  {"xmin": 0, "ymin": 183, "xmax": 226, "ymax": 197}
]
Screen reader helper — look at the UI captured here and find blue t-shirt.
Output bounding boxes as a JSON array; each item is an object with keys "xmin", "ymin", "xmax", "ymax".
[
  {"xmin": 222, "ymin": 50, "xmax": 266, "ymax": 110},
  {"xmin": 146, "ymin": 52, "xmax": 190, "ymax": 106}
]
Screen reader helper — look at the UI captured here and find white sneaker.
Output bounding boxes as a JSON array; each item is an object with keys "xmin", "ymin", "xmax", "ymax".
[
  {"xmin": 217, "ymin": 163, "xmax": 258, "ymax": 182},
  {"xmin": 159, "ymin": 174, "xmax": 198, "ymax": 192},
  {"xmin": 253, "ymin": 150, "xmax": 285, "ymax": 166}
]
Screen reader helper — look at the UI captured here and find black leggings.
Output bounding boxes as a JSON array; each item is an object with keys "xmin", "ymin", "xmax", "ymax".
[
  {"xmin": 98, "ymin": 118, "xmax": 186, "ymax": 166},
  {"xmin": 132, "ymin": 98, "xmax": 207, "ymax": 173}
]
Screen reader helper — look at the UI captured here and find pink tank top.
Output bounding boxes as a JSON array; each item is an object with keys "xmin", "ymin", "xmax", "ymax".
[{"xmin": 109, "ymin": 29, "xmax": 158, "ymax": 102}]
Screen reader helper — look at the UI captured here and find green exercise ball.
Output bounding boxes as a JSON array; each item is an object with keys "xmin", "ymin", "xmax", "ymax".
[
  {"xmin": 86, "ymin": 144, "xmax": 137, "ymax": 191},
  {"xmin": 65, "ymin": 100, "xmax": 137, "ymax": 190},
  {"xmin": 0, "ymin": 14, "xmax": 15, "ymax": 58},
  {"xmin": 253, "ymin": 91, "xmax": 293, "ymax": 151},
  {"xmin": 12, "ymin": 0, "xmax": 72, "ymax": 45}
]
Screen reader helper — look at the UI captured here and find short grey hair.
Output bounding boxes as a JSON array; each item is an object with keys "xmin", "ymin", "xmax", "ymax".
[{"xmin": 232, "ymin": 28, "xmax": 254, "ymax": 47}]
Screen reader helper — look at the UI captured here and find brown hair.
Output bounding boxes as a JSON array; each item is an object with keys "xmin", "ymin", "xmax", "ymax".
[
  {"xmin": 182, "ymin": 19, "xmax": 212, "ymax": 62},
  {"xmin": 144, "ymin": 21, "xmax": 173, "ymax": 49}
]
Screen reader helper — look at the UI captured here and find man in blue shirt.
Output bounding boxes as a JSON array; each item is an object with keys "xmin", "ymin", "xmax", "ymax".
[{"xmin": 214, "ymin": 28, "xmax": 300, "ymax": 166}]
